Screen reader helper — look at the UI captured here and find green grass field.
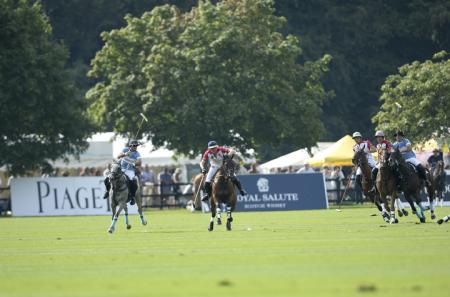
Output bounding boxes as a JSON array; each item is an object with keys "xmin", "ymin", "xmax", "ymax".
[{"xmin": 1, "ymin": 207, "xmax": 450, "ymax": 297}]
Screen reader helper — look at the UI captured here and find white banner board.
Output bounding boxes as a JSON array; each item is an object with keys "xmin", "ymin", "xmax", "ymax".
[{"xmin": 11, "ymin": 177, "xmax": 137, "ymax": 216}]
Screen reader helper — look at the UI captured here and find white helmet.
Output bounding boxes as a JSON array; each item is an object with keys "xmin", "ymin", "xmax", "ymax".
[
  {"xmin": 352, "ymin": 131, "xmax": 362, "ymax": 139},
  {"xmin": 374, "ymin": 130, "xmax": 385, "ymax": 137}
]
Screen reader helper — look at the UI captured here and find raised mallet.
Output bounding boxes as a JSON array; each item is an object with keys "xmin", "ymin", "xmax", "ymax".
[{"xmin": 134, "ymin": 113, "xmax": 149, "ymax": 140}]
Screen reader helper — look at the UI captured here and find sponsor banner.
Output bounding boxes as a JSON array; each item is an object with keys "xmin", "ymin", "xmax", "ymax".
[
  {"xmin": 236, "ymin": 173, "xmax": 328, "ymax": 212},
  {"xmin": 11, "ymin": 177, "xmax": 137, "ymax": 216}
]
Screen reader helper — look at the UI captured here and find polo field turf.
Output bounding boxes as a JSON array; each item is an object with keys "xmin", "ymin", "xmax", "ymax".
[{"xmin": 1, "ymin": 207, "xmax": 449, "ymax": 297}]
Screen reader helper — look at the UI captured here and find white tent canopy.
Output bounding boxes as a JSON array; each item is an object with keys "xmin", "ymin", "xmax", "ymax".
[
  {"xmin": 259, "ymin": 149, "xmax": 310, "ymax": 171},
  {"xmin": 51, "ymin": 133, "xmax": 199, "ymax": 168},
  {"xmin": 259, "ymin": 142, "xmax": 333, "ymax": 172}
]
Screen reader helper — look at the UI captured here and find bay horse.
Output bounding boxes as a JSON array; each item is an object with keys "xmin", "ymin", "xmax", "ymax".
[
  {"xmin": 431, "ymin": 160, "xmax": 445, "ymax": 210},
  {"xmin": 376, "ymin": 149, "xmax": 400, "ymax": 224},
  {"xmin": 388, "ymin": 149, "xmax": 426, "ymax": 223},
  {"xmin": 352, "ymin": 150, "xmax": 390, "ymax": 222},
  {"xmin": 208, "ymin": 157, "xmax": 237, "ymax": 231}
]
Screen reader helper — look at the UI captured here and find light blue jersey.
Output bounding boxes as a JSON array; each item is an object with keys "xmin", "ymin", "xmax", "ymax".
[
  {"xmin": 393, "ymin": 138, "xmax": 416, "ymax": 159},
  {"xmin": 120, "ymin": 147, "xmax": 141, "ymax": 171}
]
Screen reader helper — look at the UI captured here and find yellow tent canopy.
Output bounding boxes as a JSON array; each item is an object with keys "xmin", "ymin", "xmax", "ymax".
[
  {"xmin": 306, "ymin": 135, "xmax": 356, "ymax": 167},
  {"xmin": 414, "ymin": 139, "xmax": 439, "ymax": 152}
]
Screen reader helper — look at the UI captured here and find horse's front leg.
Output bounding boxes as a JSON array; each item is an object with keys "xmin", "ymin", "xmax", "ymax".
[
  {"xmin": 426, "ymin": 184, "xmax": 436, "ymax": 219},
  {"xmin": 124, "ymin": 204, "xmax": 131, "ymax": 230},
  {"xmin": 216, "ymin": 204, "xmax": 222, "ymax": 225},
  {"xmin": 208, "ymin": 199, "xmax": 216, "ymax": 231},
  {"xmin": 108, "ymin": 202, "xmax": 122, "ymax": 234},
  {"xmin": 226, "ymin": 202, "xmax": 233, "ymax": 231},
  {"xmin": 388, "ymin": 195, "xmax": 397, "ymax": 224}
]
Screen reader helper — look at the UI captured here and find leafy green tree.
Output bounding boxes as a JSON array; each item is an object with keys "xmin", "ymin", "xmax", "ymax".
[
  {"xmin": 87, "ymin": 0, "xmax": 331, "ymax": 157},
  {"xmin": 373, "ymin": 51, "xmax": 450, "ymax": 143},
  {"xmin": 275, "ymin": 0, "xmax": 450, "ymax": 140},
  {"xmin": 0, "ymin": 0, "xmax": 94, "ymax": 174}
]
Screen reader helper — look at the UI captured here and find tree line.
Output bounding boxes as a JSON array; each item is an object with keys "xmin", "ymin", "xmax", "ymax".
[{"xmin": 1, "ymin": 0, "xmax": 448, "ymax": 174}]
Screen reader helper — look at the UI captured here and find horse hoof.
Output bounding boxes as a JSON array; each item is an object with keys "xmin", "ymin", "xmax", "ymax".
[
  {"xmin": 229, "ymin": 217, "xmax": 233, "ymax": 222},
  {"xmin": 126, "ymin": 225, "xmax": 132, "ymax": 230},
  {"xmin": 402, "ymin": 210, "xmax": 409, "ymax": 216},
  {"xmin": 437, "ymin": 219, "xmax": 444, "ymax": 225},
  {"xmin": 431, "ymin": 213, "xmax": 436, "ymax": 220},
  {"xmin": 226, "ymin": 219, "xmax": 232, "ymax": 231},
  {"xmin": 142, "ymin": 220, "xmax": 147, "ymax": 226},
  {"xmin": 420, "ymin": 217, "xmax": 426, "ymax": 223},
  {"xmin": 217, "ymin": 218, "xmax": 222, "ymax": 225},
  {"xmin": 208, "ymin": 222, "xmax": 214, "ymax": 231},
  {"xmin": 394, "ymin": 218, "xmax": 399, "ymax": 224},
  {"xmin": 397, "ymin": 211, "xmax": 403, "ymax": 217},
  {"xmin": 108, "ymin": 227, "xmax": 114, "ymax": 234}
]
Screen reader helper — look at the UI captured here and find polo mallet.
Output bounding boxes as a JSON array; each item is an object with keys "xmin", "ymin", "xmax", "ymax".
[
  {"xmin": 193, "ymin": 174, "xmax": 205, "ymax": 209},
  {"xmin": 337, "ymin": 166, "xmax": 356, "ymax": 211},
  {"xmin": 133, "ymin": 113, "xmax": 149, "ymax": 140}
]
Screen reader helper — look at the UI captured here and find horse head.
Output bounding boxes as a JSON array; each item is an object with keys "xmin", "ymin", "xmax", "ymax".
[
  {"xmin": 352, "ymin": 150, "xmax": 366, "ymax": 167},
  {"xmin": 378, "ymin": 148, "xmax": 390, "ymax": 168},
  {"xmin": 388, "ymin": 148, "xmax": 402, "ymax": 169},
  {"xmin": 110, "ymin": 162, "xmax": 123, "ymax": 180}
]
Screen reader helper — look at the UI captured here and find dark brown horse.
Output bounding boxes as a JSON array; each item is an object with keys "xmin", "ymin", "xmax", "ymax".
[
  {"xmin": 388, "ymin": 149, "xmax": 426, "ymax": 223},
  {"xmin": 208, "ymin": 158, "xmax": 237, "ymax": 231},
  {"xmin": 431, "ymin": 160, "xmax": 445, "ymax": 214},
  {"xmin": 352, "ymin": 150, "xmax": 390, "ymax": 222},
  {"xmin": 376, "ymin": 149, "xmax": 399, "ymax": 223}
]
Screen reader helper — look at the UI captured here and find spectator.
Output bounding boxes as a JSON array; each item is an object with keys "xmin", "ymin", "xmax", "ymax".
[
  {"xmin": 297, "ymin": 163, "xmax": 315, "ymax": 173},
  {"xmin": 158, "ymin": 167, "xmax": 174, "ymax": 195},
  {"xmin": 172, "ymin": 168, "xmax": 183, "ymax": 196},
  {"xmin": 248, "ymin": 163, "xmax": 260, "ymax": 174},
  {"xmin": 61, "ymin": 170, "xmax": 69, "ymax": 177},
  {"xmin": 80, "ymin": 167, "xmax": 90, "ymax": 176},
  {"xmin": 330, "ymin": 166, "xmax": 345, "ymax": 201},
  {"xmin": 322, "ymin": 166, "xmax": 333, "ymax": 200}
]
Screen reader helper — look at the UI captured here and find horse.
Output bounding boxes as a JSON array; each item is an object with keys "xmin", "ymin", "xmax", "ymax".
[
  {"xmin": 208, "ymin": 157, "xmax": 237, "ymax": 231},
  {"xmin": 192, "ymin": 173, "xmax": 205, "ymax": 211},
  {"xmin": 388, "ymin": 149, "xmax": 427, "ymax": 223},
  {"xmin": 107, "ymin": 162, "xmax": 131, "ymax": 233},
  {"xmin": 431, "ymin": 160, "xmax": 445, "ymax": 210},
  {"xmin": 352, "ymin": 150, "xmax": 390, "ymax": 222},
  {"xmin": 376, "ymin": 149, "xmax": 401, "ymax": 224}
]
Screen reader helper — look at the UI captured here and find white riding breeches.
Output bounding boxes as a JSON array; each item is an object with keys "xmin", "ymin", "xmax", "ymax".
[
  {"xmin": 205, "ymin": 165, "xmax": 220, "ymax": 183},
  {"xmin": 123, "ymin": 169, "xmax": 136, "ymax": 180},
  {"xmin": 356, "ymin": 159, "xmax": 377, "ymax": 176},
  {"xmin": 405, "ymin": 157, "xmax": 421, "ymax": 167}
]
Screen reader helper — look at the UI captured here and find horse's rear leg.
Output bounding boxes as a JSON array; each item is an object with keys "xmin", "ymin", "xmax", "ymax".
[
  {"xmin": 208, "ymin": 201, "xmax": 216, "ymax": 231},
  {"xmin": 395, "ymin": 198, "xmax": 408, "ymax": 217},
  {"xmin": 136, "ymin": 199, "xmax": 147, "ymax": 226}
]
